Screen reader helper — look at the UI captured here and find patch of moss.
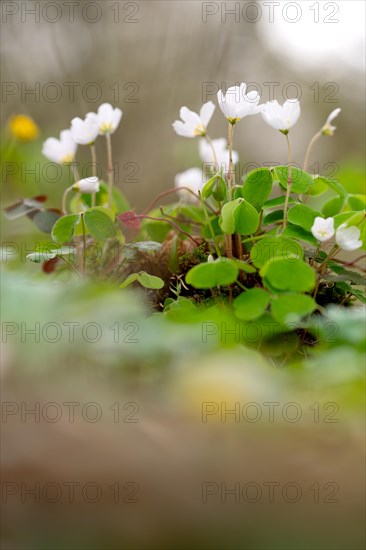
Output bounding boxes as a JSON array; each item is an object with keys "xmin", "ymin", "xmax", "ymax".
[{"xmin": 178, "ymin": 243, "xmax": 209, "ymax": 272}]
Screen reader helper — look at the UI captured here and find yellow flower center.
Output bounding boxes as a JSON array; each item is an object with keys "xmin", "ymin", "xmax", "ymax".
[
  {"xmin": 322, "ymin": 127, "xmax": 333, "ymax": 137},
  {"xmin": 194, "ymin": 124, "xmax": 206, "ymax": 136},
  {"xmin": 62, "ymin": 154, "xmax": 75, "ymax": 164},
  {"xmin": 99, "ymin": 122, "xmax": 113, "ymax": 134}
]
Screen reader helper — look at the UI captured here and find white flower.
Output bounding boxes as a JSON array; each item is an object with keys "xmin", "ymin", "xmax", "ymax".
[
  {"xmin": 42, "ymin": 130, "xmax": 77, "ymax": 164},
  {"xmin": 321, "ymin": 108, "xmax": 341, "ymax": 136},
  {"xmin": 172, "ymin": 101, "xmax": 215, "ymax": 138},
  {"xmin": 174, "ymin": 168, "xmax": 204, "ymax": 199},
  {"xmin": 73, "ymin": 176, "xmax": 100, "ymax": 194},
  {"xmin": 70, "ymin": 113, "xmax": 99, "ymax": 145},
  {"xmin": 217, "ymin": 83, "xmax": 263, "ymax": 123},
  {"xmin": 199, "ymin": 138, "xmax": 238, "ymax": 173},
  {"xmin": 89, "ymin": 103, "xmax": 123, "ymax": 135},
  {"xmin": 207, "ymin": 254, "xmax": 214, "ymax": 262},
  {"xmin": 261, "ymin": 99, "xmax": 301, "ymax": 134},
  {"xmin": 311, "ymin": 216, "xmax": 335, "ymax": 242},
  {"xmin": 335, "ymin": 224, "xmax": 363, "ymax": 251}
]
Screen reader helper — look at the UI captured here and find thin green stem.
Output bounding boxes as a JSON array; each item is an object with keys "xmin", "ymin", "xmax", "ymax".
[
  {"xmin": 106, "ymin": 133, "xmax": 114, "ymax": 209},
  {"xmin": 315, "ymin": 244, "xmax": 339, "ymax": 274},
  {"xmin": 69, "ymin": 162, "xmax": 80, "ymax": 183},
  {"xmin": 142, "ymin": 187, "xmax": 216, "ymax": 215},
  {"xmin": 303, "ymin": 130, "xmax": 322, "ymax": 174},
  {"xmin": 227, "ymin": 122, "xmax": 235, "ymax": 200},
  {"xmin": 282, "ymin": 133, "xmax": 292, "ymax": 230},
  {"xmin": 236, "ymin": 280, "xmax": 248, "ymax": 291},
  {"xmin": 80, "ymin": 213, "xmax": 87, "ymax": 278},
  {"xmin": 224, "ymin": 122, "xmax": 236, "ymax": 259},
  {"xmin": 62, "ymin": 185, "xmax": 73, "ymax": 215},
  {"xmin": 135, "ymin": 214, "xmax": 200, "ymax": 245},
  {"xmin": 58, "ymin": 255, "xmax": 82, "ymax": 279},
  {"xmin": 90, "ymin": 144, "xmax": 97, "ymax": 207},
  {"xmin": 209, "ymin": 288, "xmax": 224, "ymax": 307},
  {"xmin": 205, "ymin": 134, "xmax": 218, "ymax": 170},
  {"xmin": 199, "ymin": 191, "xmax": 221, "ymax": 257},
  {"xmin": 312, "ymin": 244, "xmax": 339, "ymax": 298},
  {"xmin": 310, "ymin": 243, "xmax": 321, "ymax": 267},
  {"xmin": 241, "ymin": 233, "xmax": 268, "ymax": 245}
]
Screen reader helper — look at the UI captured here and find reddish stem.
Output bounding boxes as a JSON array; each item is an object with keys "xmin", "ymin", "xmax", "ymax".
[
  {"xmin": 133, "ymin": 214, "xmax": 200, "ymax": 246},
  {"xmin": 142, "ymin": 186, "xmax": 216, "ymax": 215}
]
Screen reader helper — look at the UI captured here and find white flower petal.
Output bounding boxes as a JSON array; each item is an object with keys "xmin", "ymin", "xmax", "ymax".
[
  {"xmin": 311, "ymin": 216, "xmax": 335, "ymax": 242},
  {"xmin": 173, "ymin": 120, "xmax": 195, "ymax": 138},
  {"xmin": 326, "ymin": 108, "xmax": 341, "ymax": 125},
  {"xmin": 74, "ymin": 176, "xmax": 100, "ymax": 193},
  {"xmin": 175, "ymin": 167, "xmax": 204, "ymax": 198},
  {"xmin": 174, "ymin": 102, "xmax": 213, "ymax": 138},
  {"xmin": 261, "ymin": 99, "xmax": 300, "ymax": 131},
  {"xmin": 42, "ymin": 129, "xmax": 77, "ymax": 164},
  {"xmin": 336, "ymin": 224, "xmax": 362, "ymax": 251},
  {"xmin": 200, "ymin": 101, "xmax": 215, "ymax": 126}
]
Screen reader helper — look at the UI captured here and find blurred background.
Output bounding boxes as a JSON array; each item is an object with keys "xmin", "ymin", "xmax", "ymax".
[
  {"xmin": 1, "ymin": 0, "xmax": 365, "ymax": 215},
  {"xmin": 1, "ymin": 273, "xmax": 365, "ymax": 549}
]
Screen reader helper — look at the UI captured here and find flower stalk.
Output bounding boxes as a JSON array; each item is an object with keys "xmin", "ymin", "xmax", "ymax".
[
  {"xmin": 199, "ymin": 191, "xmax": 221, "ymax": 258},
  {"xmin": 90, "ymin": 144, "xmax": 97, "ymax": 207},
  {"xmin": 106, "ymin": 133, "xmax": 114, "ymax": 208},
  {"xmin": 70, "ymin": 162, "xmax": 80, "ymax": 183},
  {"xmin": 227, "ymin": 122, "xmax": 235, "ymax": 200},
  {"xmin": 282, "ymin": 133, "xmax": 293, "ymax": 230},
  {"xmin": 205, "ymin": 134, "xmax": 218, "ymax": 171},
  {"xmin": 62, "ymin": 185, "xmax": 73, "ymax": 215},
  {"xmin": 80, "ymin": 212, "xmax": 87, "ymax": 278},
  {"xmin": 303, "ymin": 130, "xmax": 322, "ymax": 174}
]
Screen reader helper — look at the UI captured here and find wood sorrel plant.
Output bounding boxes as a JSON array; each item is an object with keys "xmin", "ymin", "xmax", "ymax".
[{"xmin": 6, "ymin": 89, "xmax": 366, "ymax": 344}]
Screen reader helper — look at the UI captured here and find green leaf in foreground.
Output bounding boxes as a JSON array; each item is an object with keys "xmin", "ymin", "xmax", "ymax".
[
  {"xmin": 27, "ymin": 246, "xmax": 76, "ymax": 263},
  {"xmin": 219, "ymin": 198, "xmax": 260, "ymax": 235},
  {"xmin": 120, "ymin": 272, "xmax": 164, "ymax": 290},
  {"xmin": 83, "ymin": 207, "xmax": 116, "ymax": 240},
  {"xmin": 274, "ymin": 166, "xmax": 314, "ymax": 194},
  {"xmin": 234, "ymin": 288, "xmax": 270, "ymax": 321},
  {"xmin": 335, "ymin": 282, "xmax": 366, "ymax": 304},
  {"xmin": 333, "ymin": 211, "xmax": 360, "ymax": 228},
  {"xmin": 138, "ymin": 272, "xmax": 165, "ymax": 289},
  {"xmin": 318, "ymin": 177, "xmax": 348, "ymax": 198},
  {"xmin": 51, "ymin": 214, "xmax": 80, "ymax": 243},
  {"xmin": 242, "ymin": 168, "xmax": 273, "ymax": 211},
  {"xmin": 348, "ymin": 194, "xmax": 366, "ymax": 211},
  {"xmin": 186, "ymin": 258, "xmax": 239, "ymax": 289},
  {"xmin": 326, "ymin": 264, "xmax": 366, "ymax": 286},
  {"xmin": 287, "ymin": 204, "xmax": 323, "ymax": 232},
  {"xmin": 306, "ymin": 176, "xmax": 328, "ymax": 197},
  {"xmin": 282, "ymin": 224, "xmax": 318, "ymax": 245},
  {"xmin": 261, "ymin": 257, "xmax": 316, "ymax": 293},
  {"xmin": 201, "ymin": 172, "xmax": 225, "ymax": 200},
  {"xmin": 263, "ymin": 196, "xmax": 296, "ymax": 209},
  {"xmin": 232, "ymin": 259, "xmax": 257, "ymax": 274},
  {"xmin": 262, "ymin": 210, "xmax": 283, "ymax": 225},
  {"xmin": 271, "ymin": 293, "xmax": 317, "ymax": 324},
  {"xmin": 322, "ymin": 197, "xmax": 346, "ymax": 217},
  {"xmin": 88, "ymin": 181, "xmax": 130, "ymax": 212},
  {"xmin": 250, "ymin": 236, "xmax": 303, "ymax": 269}
]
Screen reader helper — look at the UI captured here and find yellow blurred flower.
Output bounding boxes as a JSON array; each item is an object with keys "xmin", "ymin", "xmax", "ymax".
[{"xmin": 9, "ymin": 115, "xmax": 39, "ymax": 141}]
